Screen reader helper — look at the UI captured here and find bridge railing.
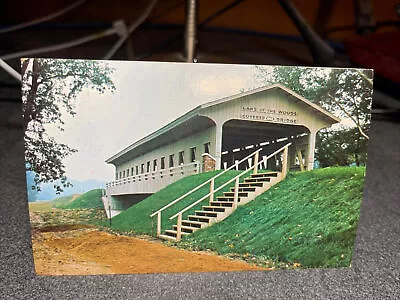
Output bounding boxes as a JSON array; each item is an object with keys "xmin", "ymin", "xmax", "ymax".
[
  {"xmin": 105, "ymin": 162, "xmax": 201, "ymax": 196},
  {"xmin": 106, "ymin": 162, "xmax": 200, "ymax": 188}
]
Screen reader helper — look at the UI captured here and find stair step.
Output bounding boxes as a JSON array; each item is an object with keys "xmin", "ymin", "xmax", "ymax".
[
  {"xmin": 181, "ymin": 220, "xmax": 205, "ymax": 228},
  {"xmin": 157, "ymin": 171, "xmax": 282, "ymax": 243},
  {"xmin": 230, "ymin": 187, "xmax": 256, "ymax": 192},
  {"xmin": 223, "ymin": 191, "xmax": 248, "ymax": 197},
  {"xmin": 202, "ymin": 206, "xmax": 227, "ymax": 212},
  {"xmin": 216, "ymin": 196, "xmax": 238, "ymax": 202},
  {"xmin": 195, "ymin": 210, "xmax": 218, "ymax": 217},
  {"xmin": 210, "ymin": 201, "xmax": 234, "ymax": 207},
  {"xmin": 188, "ymin": 215, "xmax": 215, "ymax": 223},
  {"xmin": 239, "ymin": 182, "xmax": 264, "ymax": 188},
  {"xmin": 244, "ymin": 177, "xmax": 271, "ymax": 183},
  {"xmin": 158, "ymin": 234, "xmax": 177, "ymax": 242},
  {"xmin": 250, "ymin": 172, "xmax": 278, "ymax": 178},
  {"xmin": 165, "ymin": 229, "xmax": 190, "ymax": 237},
  {"xmin": 173, "ymin": 225, "xmax": 198, "ymax": 233}
]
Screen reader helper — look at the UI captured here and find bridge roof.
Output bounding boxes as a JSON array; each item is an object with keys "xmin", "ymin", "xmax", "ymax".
[{"xmin": 106, "ymin": 84, "xmax": 340, "ymax": 165}]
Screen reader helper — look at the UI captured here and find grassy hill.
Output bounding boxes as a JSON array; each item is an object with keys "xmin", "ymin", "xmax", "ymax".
[
  {"xmin": 52, "ymin": 194, "xmax": 79, "ymax": 208},
  {"xmin": 177, "ymin": 166, "xmax": 365, "ymax": 269},
  {"xmin": 110, "ymin": 170, "xmax": 243, "ymax": 235},
  {"xmin": 56, "ymin": 189, "xmax": 104, "ymax": 209}
]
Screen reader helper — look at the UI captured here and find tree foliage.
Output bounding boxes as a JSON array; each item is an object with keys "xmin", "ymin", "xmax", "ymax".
[
  {"xmin": 316, "ymin": 127, "xmax": 368, "ymax": 167},
  {"xmin": 255, "ymin": 66, "xmax": 373, "ymax": 167},
  {"xmin": 22, "ymin": 58, "xmax": 115, "ymax": 193}
]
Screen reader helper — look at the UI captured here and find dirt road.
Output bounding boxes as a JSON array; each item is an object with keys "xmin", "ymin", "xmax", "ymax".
[{"xmin": 32, "ymin": 226, "xmax": 266, "ymax": 275}]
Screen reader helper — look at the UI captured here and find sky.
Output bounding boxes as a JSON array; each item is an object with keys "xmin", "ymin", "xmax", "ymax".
[{"xmin": 45, "ymin": 61, "xmax": 260, "ymax": 182}]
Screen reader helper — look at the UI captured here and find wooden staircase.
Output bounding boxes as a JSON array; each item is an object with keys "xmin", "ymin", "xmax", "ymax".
[
  {"xmin": 150, "ymin": 143, "xmax": 292, "ymax": 242},
  {"xmin": 159, "ymin": 171, "xmax": 281, "ymax": 241}
]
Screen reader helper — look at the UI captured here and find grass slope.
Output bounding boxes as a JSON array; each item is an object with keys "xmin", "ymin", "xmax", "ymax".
[
  {"xmin": 52, "ymin": 194, "xmax": 78, "ymax": 208},
  {"xmin": 110, "ymin": 170, "xmax": 244, "ymax": 235},
  {"xmin": 178, "ymin": 167, "xmax": 365, "ymax": 269},
  {"xmin": 57, "ymin": 189, "xmax": 104, "ymax": 209}
]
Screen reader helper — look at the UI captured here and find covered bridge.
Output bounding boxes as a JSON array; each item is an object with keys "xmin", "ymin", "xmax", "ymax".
[{"xmin": 103, "ymin": 83, "xmax": 340, "ymax": 216}]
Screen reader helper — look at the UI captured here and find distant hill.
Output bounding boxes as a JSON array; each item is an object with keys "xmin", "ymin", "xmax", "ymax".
[
  {"xmin": 52, "ymin": 194, "xmax": 81, "ymax": 208},
  {"xmin": 26, "ymin": 175, "xmax": 105, "ymax": 201},
  {"xmin": 56, "ymin": 189, "xmax": 104, "ymax": 209}
]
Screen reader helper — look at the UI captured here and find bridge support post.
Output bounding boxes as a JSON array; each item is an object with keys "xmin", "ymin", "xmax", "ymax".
[
  {"xmin": 307, "ymin": 130, "xmax": 317, "ymax": 170},
  {"xmin": 214, "ymin": 123, "xmax": 223, "ymax": 170}
]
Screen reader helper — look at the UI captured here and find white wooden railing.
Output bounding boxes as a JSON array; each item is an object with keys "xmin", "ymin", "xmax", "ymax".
[
  {"xmin": 106, "ymin": 162, "xmax": 200, "ymax": 188},
  {"xmin": 150, "ymin": 143, "xmax": 291, "ymax": 239},
  {"xmin": 105, "ymin": 162, "xmax": 200, "ymax": 196}
]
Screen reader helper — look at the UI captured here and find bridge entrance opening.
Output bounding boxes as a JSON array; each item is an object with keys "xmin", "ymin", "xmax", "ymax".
[{"xmin": 221, "ymin": 119, "xmax": 311, "ymax": 171}]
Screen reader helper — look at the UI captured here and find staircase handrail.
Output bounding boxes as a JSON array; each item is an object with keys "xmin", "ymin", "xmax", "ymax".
[
  {"xmin": 169, "ymin": 142, "xmax": 292, "ymax": 220},
  {"xmin": 149, "ymin": 148, "xmax": 263, "ymax": 218}
]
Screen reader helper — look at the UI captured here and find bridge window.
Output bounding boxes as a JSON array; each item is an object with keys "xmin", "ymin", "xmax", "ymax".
[
  {"xmin": 131, "ymin": 167, "xmax": 134, "ymax": 176},
  {"xmin": 146, "ymin": 161, "xmax": 150, "ymax": 173},
  {"xmin": 119, "ymin": 171, "xmax": 122, "ymax": 179},
  {"xmin": 169, "ymin": 154, "xmax": 174, "ymax": 168},
  {"xmin": 204, "ymin": 142, "xmax": 210, "ymax": 154},
  {"xmin": 161, "ymin": 157, "xmax": 165, "ymax": 169},
  {"xmin": 153, "ymin": 159, "xmax": 157, "ymax": 171},
  {"xmin": 116, "ymin": 172, "xmax": 118, "ymax": 180},
  {"xmin": 123, "ymin": 170, "xmax": 126, "ymax": 178},
  {"xmin": 127, "ymin": 169, "xmax": 130, "ymax": 177},
  {"xmin": 190, "ymin": 147, "xmax": 196, "ymax": 162},
  {"xmin": 136, "ymin": 165, "xmax": 139, "ymax": 175},
  {"xmin": 179, "ymin": 151, "xmax": 184, "ymax": 165},
  {"xmin": 141, "ymin": 164, "xmax": 144, "ymax": 173}
]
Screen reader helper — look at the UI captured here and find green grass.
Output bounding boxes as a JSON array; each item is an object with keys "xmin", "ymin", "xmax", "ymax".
[
  {"xmin": 109, "ymin": 170, "xmax": 245, "ymax": 235},
  {"xmin": 51, "ymin": 194, "xmax": 78, "ymax": 208},
  {"xmin": 56, "ymin": 189, "xmax": 104, "ymax": 209},
  {"xmin": 178, "ymin": 166, "xmax": 365, "ymax": 269},
  {"xmin": 29, "ymin": 194, "xmax": 79, "ymax": 211}
]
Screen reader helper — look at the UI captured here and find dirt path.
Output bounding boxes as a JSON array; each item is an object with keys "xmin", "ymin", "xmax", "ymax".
[{"xmin": 32, "ymin": 226, "xmax": 266, "ymax": 275}]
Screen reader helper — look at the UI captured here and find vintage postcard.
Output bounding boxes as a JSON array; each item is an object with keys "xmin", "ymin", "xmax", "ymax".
[{"xmin": 24, "ymin": 59, "xmax": 373, "ymax": 275}]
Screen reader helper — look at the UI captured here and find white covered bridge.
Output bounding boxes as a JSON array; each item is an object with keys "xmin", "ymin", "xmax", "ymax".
[{"xmin": 103, "ymin": 84, "xmax": 340, "ymax": 219}]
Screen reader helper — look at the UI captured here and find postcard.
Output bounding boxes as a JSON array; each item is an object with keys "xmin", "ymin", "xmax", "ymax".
[{"xmin": 24, "ymin": 59, "xmax": 373, "ymax": 275}]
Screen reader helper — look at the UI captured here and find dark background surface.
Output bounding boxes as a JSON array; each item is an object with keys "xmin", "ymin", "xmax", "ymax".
[{"xmin": 1, "ymin": 1, "xmax": 399, "ymax": 298}]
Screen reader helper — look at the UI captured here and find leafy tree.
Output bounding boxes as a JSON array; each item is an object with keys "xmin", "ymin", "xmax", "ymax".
[
  {"xmin": 254, "ymin": 65, "xmax": 373, "ymax": 167},
  {"xmin": 22, "ymin": 58, "xmax": 115, "ymax": 193},
  {"xmin": 316, "ymin": 127, "xmax": 368, "ymax": 167}
]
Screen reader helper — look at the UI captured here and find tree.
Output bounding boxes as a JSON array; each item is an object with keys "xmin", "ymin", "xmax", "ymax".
[
  {"xmin": 22, "ymin": 58, "xmax": 115, "ymax": 193},
  {"xmin": 254, "ymin": 65, "xmax": 373, "ymax": 167},
  {"xmin": 316, "ymin": 127, "xmax": 368, "ymax": 167}
]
